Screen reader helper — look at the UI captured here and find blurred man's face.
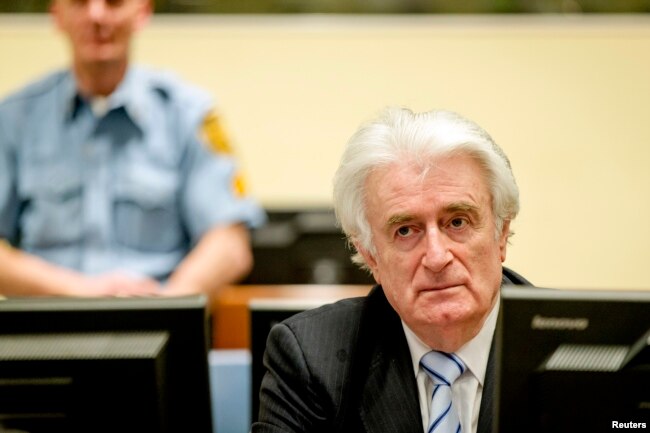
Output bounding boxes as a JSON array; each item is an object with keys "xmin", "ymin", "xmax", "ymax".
[
  {"xmin": 358, "ymin": 154, "xmax": 509, "ymax": 352},
  {"xmin": 51, "ymin": 0, "xmax": 150, "ymax": 67}
]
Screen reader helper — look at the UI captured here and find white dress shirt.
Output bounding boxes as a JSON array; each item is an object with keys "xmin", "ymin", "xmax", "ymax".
[{"xmin": 402, "ymin": 295, "xmax": 500, "ymax": 433}]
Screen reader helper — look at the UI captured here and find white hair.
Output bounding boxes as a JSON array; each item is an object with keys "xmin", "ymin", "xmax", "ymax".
[{"xmin": 332, "ymin": 107, "xmax": 520, "ymax": 270}]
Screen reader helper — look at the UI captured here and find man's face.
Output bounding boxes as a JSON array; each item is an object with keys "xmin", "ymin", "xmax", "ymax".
[
  {"xmin": 51, "ymin": 0, "xmax": 150, "ymax": 66},
  {"xmin": 358, "ymin": 154, "xmax": 509, "ymax": 352}
]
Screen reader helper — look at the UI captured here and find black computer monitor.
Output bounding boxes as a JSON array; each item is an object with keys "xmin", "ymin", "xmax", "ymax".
[
  {"xmin": 249, "ymin": 298, "xmax": 332, "ymax": 423},
  {"xmin": 243, "ymin": 208, "xmax": 375, "ymax": 285},
  {"xmin": 495, "ymin": 286, "xmax": 650, "ymax": 433},
  {"xmin": 0, "ymin": 295, "xmax": 213, "ymax": 433}
]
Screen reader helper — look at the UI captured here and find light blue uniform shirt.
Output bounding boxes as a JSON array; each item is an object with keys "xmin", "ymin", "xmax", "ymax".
[{"xmin": 0, "ymin": 66, "xmax": 266, "ymax": 281}]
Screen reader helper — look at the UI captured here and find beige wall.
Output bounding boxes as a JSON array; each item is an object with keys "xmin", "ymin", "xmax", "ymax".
[{"xmin": 1, "ymin": 14, "xmax": 649, "ymax": 290}]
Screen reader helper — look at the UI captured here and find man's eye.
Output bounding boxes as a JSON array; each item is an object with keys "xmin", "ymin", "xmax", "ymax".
[
  {"xmin": 396, "ymin": 226, "xmax": 412, "ymax": 237},
  {"xmin": 450, "ymin": 218, "xmax": 468, "ymax": 229}
]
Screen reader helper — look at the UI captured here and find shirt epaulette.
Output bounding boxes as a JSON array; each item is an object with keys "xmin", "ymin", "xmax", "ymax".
[{"xmin": 0, "ymin": 70, "xmax": 68, "ymax": 106}]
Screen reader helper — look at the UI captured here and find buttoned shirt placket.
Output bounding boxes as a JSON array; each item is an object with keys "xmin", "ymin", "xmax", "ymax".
[{"xmin": 80, "ymin": 105, "xmax": 113, "ymax": 275}]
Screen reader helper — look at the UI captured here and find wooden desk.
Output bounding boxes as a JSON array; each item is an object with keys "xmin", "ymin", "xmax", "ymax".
[{"xmin": 211, "ymin": 284, "xmax": 371, "ymax": 349}]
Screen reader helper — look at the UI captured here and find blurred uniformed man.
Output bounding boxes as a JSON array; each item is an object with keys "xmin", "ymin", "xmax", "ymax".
[{"xmin": 0, "ymin": 0, "xmax": 266, "ymax": 298}]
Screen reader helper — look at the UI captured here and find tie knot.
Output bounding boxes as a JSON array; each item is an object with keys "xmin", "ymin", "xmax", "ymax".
[{"xmin": 420, "ymin": 351, "xmax": 465, "ymax": 386}]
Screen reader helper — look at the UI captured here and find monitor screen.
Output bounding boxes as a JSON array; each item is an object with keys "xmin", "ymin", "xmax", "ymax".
[
  {"xmin": 250, "ymin": 298, "xmax": 334, "ymax": 423},
  {"xmin": 495, "ymin": 286, "xmax": 650, "ymax": 432},
  {"xmin": 0, "ymin": 295, "xmax": 213, "ymax": 433}
]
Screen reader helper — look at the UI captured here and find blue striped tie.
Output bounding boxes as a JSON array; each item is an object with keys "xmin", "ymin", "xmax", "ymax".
[{"xmin": 420, "ymin": 351, "xmax": 466, "ymax": 433}]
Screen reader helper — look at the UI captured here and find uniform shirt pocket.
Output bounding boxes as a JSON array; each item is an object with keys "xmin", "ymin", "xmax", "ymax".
[
  {"xmin": 18, "ymin": 164, "xmax": 83, "ymax": 248},
  {"xmin": 113, "ymin": 166, "xmax": 185, "ymax": 253}
]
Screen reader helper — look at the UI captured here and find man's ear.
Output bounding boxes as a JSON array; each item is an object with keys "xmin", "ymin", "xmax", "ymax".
[
  {"xmin": 134, "ymin": 0, "xmax": 153, "ymax": 31},
  {"xmin": 50, "ymin": 0, "xmax": 64, "ymax": 32},
  {"xmin": 499, "ymin": 220, "xmax": 511, "ymax": 263},
  {"xmin": 355, "ymin": 242, "xmax": 381, "ymax": 285}
]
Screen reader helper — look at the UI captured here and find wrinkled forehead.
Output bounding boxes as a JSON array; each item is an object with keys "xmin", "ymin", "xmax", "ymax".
[
  {"xmin": 365, "ymin": 151, "xmax": 492, "ymax": 194},
  {"xmin": 363, "ymin": 154, "xmax": 493, "ymax": 220}
]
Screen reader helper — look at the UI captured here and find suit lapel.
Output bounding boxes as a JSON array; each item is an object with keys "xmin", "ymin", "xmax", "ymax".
[
  {"xmin": 359, "ymin": 344, "xmax": 422, "ymax": 433},
  {"xmin": 477, "ymin": 338, "xmax": 496, "ymax": 433},
  {"xmin": 356, "ymin": 287, "xmax": 423, "ymax": 433},
  {"xmin": 477, "ymin": 273, "xmax": 527, "ymax": 433}
]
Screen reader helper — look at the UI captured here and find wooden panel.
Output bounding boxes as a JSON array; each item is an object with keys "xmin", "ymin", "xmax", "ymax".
[{"xmin": 211, "ymin": 284, "xmax": 371, "ymax": 349}]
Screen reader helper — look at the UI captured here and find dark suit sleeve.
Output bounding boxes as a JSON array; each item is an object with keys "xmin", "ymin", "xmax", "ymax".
[{"xmin": 252, "ymin": 322, "xmax": 329, "ymax": 433}]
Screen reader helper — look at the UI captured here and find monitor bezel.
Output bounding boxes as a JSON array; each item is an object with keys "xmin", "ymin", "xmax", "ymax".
[{"xmin": 0, "ymin": 295, "xmax": 214, "ymax": 433}]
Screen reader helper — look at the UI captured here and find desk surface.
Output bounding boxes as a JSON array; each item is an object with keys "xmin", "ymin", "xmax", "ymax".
[{"xmin": 211, "ymin": 284, "xmax": 371, "ymax": 349}]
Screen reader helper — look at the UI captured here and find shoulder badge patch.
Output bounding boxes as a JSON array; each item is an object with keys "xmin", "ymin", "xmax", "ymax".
[
  {"xmin": 200, "ymin": 110, "xmax": 249, "ymax": 197},
  {"xmin": 232, "ymin": 173, "xmax": 247, "ymax": 197},
  {"xmin": 201, "ymin": 111, "xmax": 233, "ymax": 155}
]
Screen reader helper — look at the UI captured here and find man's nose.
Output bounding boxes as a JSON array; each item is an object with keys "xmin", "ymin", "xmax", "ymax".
[
  {"xmin": 87, "ymin": 0, "xmax": 109, "ymax": 20},
  {"xmin": 421, "ymin": 227, "xmax": 453, "ymax": 272}
]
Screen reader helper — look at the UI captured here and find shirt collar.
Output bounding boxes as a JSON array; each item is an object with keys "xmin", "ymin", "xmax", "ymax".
[
  {"xmin": 402, "ymin": 293, "xmax": 500, "ymax": 386},
  {"xmin": 62, "ymin": 71, "xmax": 80, "ymax": 121},
  {"xmin": 63, "ymin": 66, "xmax": 147, "ymax": 132}
]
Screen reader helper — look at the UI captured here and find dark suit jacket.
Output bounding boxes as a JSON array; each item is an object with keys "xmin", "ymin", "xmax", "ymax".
[{"xmin": 253, "ymin": 271, "xmax": 526, "ymax": 433}]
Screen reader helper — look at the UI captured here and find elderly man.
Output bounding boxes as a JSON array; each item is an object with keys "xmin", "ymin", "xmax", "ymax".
[
  {"xmin": 0, "ymin": 0, "xmax": 265, "ymax": 298},
  {"xmin": 253, "ymin": 107, "xmax": 527, "ymax": 433}
]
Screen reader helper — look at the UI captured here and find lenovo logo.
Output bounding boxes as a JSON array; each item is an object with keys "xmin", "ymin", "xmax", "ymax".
[{"xmin": 531, "ymin": 314, "xmax": 589, "ymax": 331}]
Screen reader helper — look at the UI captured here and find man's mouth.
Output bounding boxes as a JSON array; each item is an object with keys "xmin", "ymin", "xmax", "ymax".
[{"xmin": 421, "ymin": 284, "xmax": 461, "ymax": 292}]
